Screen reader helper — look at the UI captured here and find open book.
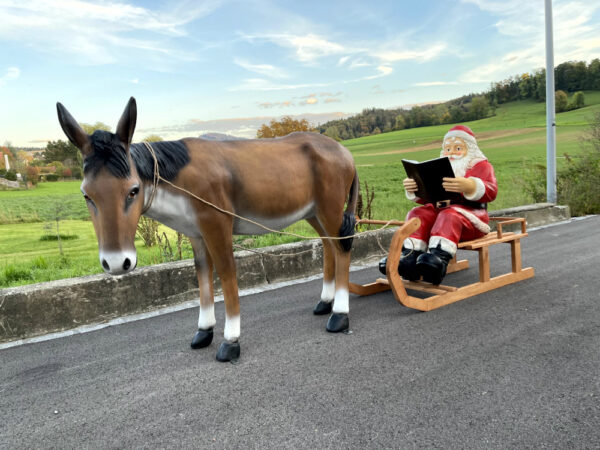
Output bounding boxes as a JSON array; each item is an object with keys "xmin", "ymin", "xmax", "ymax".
[{"xmin": 402, "ymin": 157, "xmax": 461, "ymax": 204}]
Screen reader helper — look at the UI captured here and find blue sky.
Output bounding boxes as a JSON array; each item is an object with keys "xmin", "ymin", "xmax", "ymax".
[{"xmin": 1, "ymin": 0, "xmax": 599, "ymax": 147}]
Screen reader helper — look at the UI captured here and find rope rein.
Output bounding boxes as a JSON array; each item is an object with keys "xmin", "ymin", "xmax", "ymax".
[{"xmin": 141, "ymin": 141, "xmax": 399, "ymax": 244}]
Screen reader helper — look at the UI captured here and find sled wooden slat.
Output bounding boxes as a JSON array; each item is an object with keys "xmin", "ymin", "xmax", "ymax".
[{"xmin": 349, "ymin": 216, "xmax": 535, "ymax": 311}]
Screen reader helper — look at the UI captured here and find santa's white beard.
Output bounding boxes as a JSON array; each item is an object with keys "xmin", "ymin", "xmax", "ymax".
[{"xmin": 449, "ymin": 155, "xmax": 470, "ymax": 178}]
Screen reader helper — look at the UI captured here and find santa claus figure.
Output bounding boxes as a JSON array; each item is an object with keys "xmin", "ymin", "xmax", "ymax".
[{"xmin": 380, "ymin": 125, "xmax": 497, "ymax": 285}]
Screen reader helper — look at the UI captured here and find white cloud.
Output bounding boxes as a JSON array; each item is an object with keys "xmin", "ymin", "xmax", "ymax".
[
  {"xmin": 0, "ymin": 0, "xmax": 225, "ymax": 64},
  {"xmin": 348, "ymin": 59, "xmax": 372, "ymax": 69},
  {"xmin": 234, "ymin": 58, "xmax": 288, "ymax": 79},
  {"xmin": 357, "ymin": 65, "xmax": 393, "ymax": 81},
  {"xmin": 0, "ymin": 67, "xmax": 20, "ymax": 86},
  {"xmin": 228, "ymin": 78, "xmax": 331, "ymax": 92},
  {"xmin": 375, "ymin": 43, "xmax": 447, "ymax": 63},
  {"xmin": 337, "ymin": 56, "xmax": 350, "ymax": 66},
  {"xmin": 460, "ymin": 0, "xmax": 600, "ymax": 83},
  {"xmin": 414, "ymin": 81, "xmax": 459, "ymax": 87},
  {"xmin": 241, "ymin": 32, "xmax": 348, "ymax": 63}
]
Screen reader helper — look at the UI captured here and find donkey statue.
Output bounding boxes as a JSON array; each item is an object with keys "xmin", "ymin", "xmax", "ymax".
[{"xmin": 57, "ymin": 97, "xmax": 358, "ymax": 362}]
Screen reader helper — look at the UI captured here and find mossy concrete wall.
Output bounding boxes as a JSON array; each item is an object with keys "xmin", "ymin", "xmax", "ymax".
[{"xmin": 0, "ymin": 203, "xmax": 570, "ymax": 343}]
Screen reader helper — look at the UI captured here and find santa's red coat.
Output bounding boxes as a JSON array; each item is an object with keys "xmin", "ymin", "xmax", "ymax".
[{"xmin": 407, "ymin": 160, "xmax": 498, "ymax": 252}]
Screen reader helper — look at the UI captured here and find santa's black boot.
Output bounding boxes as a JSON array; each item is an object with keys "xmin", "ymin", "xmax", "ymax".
[
  {"xmin": 416, "ymin": 246, "xmax": 453, "ymax": 285},
  {"xmin": 379, "ymin": 248, "xmax": 423, "ymax": 281}
]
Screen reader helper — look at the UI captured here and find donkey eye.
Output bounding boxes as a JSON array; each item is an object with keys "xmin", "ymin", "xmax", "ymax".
[{"xmin": 128, "ymin": 187, "xmax": 139, "ymax": 199}]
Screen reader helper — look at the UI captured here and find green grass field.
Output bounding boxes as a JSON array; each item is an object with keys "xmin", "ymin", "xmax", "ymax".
[
  {"xmin": 347, "ymin": 91, "xmax": 600, "ymax": 219},
  {"xmin": 1, "ymin": 91, "xmax": 599, "ymax": 287},
  {"xmin": 0, "ymin": 180, "xmax": 88, "ymax": 224}
]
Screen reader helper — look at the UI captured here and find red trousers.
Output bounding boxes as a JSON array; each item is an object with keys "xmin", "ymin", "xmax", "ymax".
[{"xmin": 407, "ymin": 204, "xmax": 486, "ymax": 246}]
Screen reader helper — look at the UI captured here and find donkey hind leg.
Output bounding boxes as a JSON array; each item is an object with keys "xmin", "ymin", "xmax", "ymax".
[
  {"xmin": 201, "ymin": 223, "xmax": 241, "ymax": 362},
  {"xmin": 189, "ymin": 238, "xmax": 216, "ymax": 349},
  {"xmin": 311, "ymin": 215, "xmax": 353, "ymax": 333},
  {"xmin": 307, "ymin": 218, "xmax": 335, "ymax": 316},
  {"xmin": 327, "ymin": 249, "xmax": 351, "ymax": 333}
]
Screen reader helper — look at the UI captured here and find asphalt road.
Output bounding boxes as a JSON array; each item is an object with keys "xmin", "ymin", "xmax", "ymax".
[{"xmin": 1, "ymin": 216, "xmax": 599, "ymax": 449}]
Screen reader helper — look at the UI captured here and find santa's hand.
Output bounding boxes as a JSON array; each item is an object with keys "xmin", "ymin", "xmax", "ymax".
[
  {"xmin": 403, "ymin": 178, "xmax": 418, "ymax": 193},
  {"xmin": 442, "ymin": 177, "xmax": 477, "ymax": 196}
]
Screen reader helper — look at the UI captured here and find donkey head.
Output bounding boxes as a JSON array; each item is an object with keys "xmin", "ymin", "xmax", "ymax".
[{"xmin": 56, "ymin": 97, "xmax": 144, "ymax": 275}]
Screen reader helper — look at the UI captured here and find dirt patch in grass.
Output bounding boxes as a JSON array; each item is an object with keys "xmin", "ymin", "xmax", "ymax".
[{"xmin": 361, "ymin": 128, "xmax": 542, "ymax": 157}]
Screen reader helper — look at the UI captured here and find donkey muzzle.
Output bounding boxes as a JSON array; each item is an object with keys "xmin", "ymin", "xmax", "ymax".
[{"xmin": 99, "ymin": 250, "xmax": 137, "ymax": 275}]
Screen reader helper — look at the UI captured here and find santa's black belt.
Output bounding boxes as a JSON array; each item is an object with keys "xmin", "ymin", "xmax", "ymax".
[{"xmin": 435, "ymin": 199, "xmax": 487, "ymax": 209}]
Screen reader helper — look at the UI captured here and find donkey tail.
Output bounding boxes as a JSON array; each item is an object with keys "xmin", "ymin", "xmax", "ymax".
[{"xmin": 339, "ymin": 169, "xmax": 359, "ymax": 251}]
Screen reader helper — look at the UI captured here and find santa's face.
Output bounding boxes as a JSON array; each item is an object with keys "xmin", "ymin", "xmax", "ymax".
[{"xmin": 442, "ymin": 137, "xmax": 467, "ymax": 160}]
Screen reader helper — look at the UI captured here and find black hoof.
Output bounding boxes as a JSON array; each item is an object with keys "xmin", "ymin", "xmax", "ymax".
[
  {"xmin": 326, "ymin": 313, "xmax": 349, "ymax": 333},
  {"xmin": 216, "ymin": 341, "xmax": 240, "ymax": 362},
  {"xmin": 313, "ymin": 300, "xmax": 333, "ymax": 315},
  {"xmin": 190, "ymin": 328, "xmax": 213, "ymax": 349}
]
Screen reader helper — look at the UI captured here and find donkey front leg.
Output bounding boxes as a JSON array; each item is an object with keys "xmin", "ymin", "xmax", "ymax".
[
  {"xmin": 315, "ymin": 245, "xmax": 335, "ymax": 315},
  {"xmin": 190, "ymin": 238, "xmax": 216, "ymax": 349},
  {"xmin": 202, "ymin": 227, "xmax": 241, "ymax": 362},
  {"xmin": 311, "ymin": 220, "xmax": 336, "ymax": 316}
]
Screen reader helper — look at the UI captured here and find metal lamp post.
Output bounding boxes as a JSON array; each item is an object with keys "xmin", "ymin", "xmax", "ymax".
[{"xmin": 545, "ymin": 0, "xmax": 557, "ymax": 203}]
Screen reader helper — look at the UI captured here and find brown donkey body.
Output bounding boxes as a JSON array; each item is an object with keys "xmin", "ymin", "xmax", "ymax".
[{"xmin": 57, "ymin": 97, "xmax": 358, "ymax": 361}]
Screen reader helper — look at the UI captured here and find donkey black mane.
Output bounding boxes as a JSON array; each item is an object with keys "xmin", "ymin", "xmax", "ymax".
[
  {"xmin": 83, "ymin": 130, "xmax": 190, "ymax": 181},
  {"xmin": 84, "ymin": 131, "xmax": 131, "ymax": 178},
  {"xmin": 130, "ymin": 140, "xmax": 190, "ymax": 182}
]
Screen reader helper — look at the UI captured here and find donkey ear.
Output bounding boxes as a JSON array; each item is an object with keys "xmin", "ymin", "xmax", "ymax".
[
  {"xmin": 56, "ymin": 102, "xmax": 90, "ymax": 154},
  {"xmin": 116, "ymin": 97, "xmax": 137, "ymax": 147}
]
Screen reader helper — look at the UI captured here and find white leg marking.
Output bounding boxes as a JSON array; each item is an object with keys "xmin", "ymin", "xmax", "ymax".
[
  {"xmin": 196, "ymin": 261, "xmax": 215, "ymax": 329},
  {"xmin": 320, "ymin": 280, "xmax": 335, "ymax": 303},
  {"xmin": 332, "ymin": 288, "xmax": 349, "ymax": 314},
  {"xmin": 197, "ymin": 304, "xmax": 216, "ymax": 330},
  {"xmin": 224, "ymin": 315, "xmax": 240, "ymax": 342}
]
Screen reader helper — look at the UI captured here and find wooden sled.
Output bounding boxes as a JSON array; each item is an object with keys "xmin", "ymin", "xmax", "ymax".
[{"xmin": 350, "ymin": 217, "xmax": 535, "ymax": 311}]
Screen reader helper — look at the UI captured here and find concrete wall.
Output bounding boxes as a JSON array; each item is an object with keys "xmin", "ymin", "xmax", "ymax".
[
  {"xmin": 0, "ymin": 203, "xmax": 570, "ymax": 343},
  {"xmin": 0, "ymin": 178, "xmax": 21, "ymax": 189}
]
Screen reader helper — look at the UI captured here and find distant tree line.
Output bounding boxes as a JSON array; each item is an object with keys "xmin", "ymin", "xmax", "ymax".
[{"xmin": 317, "ymin": 59, "xmax": 600, "ymax": 140}]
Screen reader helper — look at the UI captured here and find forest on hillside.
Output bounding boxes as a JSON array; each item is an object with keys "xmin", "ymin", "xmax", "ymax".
[{"xmin": 317, "ymin": 59, "xmax": 600, "ymax": 140}]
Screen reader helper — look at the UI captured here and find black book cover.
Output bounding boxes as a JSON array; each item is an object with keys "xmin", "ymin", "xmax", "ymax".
[{"xmin": 402, "ymin": 157, "xmax": 461, "ymax": 204}]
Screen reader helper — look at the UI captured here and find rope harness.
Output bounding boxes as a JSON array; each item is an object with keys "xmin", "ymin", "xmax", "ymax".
[{"xmin": 141, "ymin": 141, "xmax": 399, "ymax": 254}]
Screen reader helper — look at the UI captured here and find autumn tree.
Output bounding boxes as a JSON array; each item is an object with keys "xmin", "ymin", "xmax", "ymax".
[
  {"xmin": 81, "ymin": 122, "xmax": 111, "ymax": 135},
  {"xmin": 143, "ymin": 134, "xmax": 164, "ymax": 142},
  {"xmin": 256, "ymin": 116, "xmax": 312, "ymax": 138}
]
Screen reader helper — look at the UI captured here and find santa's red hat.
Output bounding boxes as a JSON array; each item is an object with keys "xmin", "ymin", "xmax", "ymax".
[{"xmin": 444, "ymin": 125, "xmax": 477, "ymax": 145}]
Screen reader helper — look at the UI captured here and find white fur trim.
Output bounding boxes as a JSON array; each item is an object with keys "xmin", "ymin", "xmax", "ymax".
[
  {"xmin": 464, "ymin": 177, "xmax": 486, "ymax": 201},
  {"xmin": 450, "ymin": 206, "xmax": 491, "ymax": 234},
  {"xmin": 405, "ymin": 190, "xmax": 417, "ymax": 201},
  {"xmin": 444, "ymin": 130, "xmax": 477, "ymax": 146},
  {"xmin": 403, "ymin": 237, "xmax": 427, "ymax": 252},
  {"xmin": 428, "ymin": 236, "xmax": 457, "ymax": 256}
]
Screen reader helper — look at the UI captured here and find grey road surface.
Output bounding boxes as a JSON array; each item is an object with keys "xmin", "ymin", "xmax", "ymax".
[{"xmin": 1, "ymin": 216, "xmax": 599, "ymax": 449}]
